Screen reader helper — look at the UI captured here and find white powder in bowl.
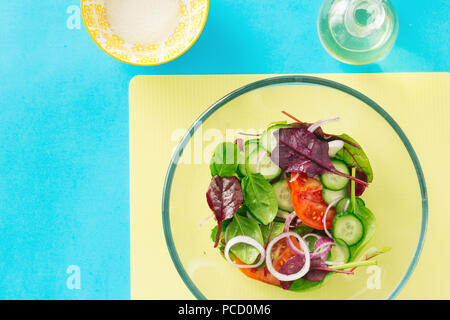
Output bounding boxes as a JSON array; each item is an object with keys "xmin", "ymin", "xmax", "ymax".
[{"xmin": 105, "ymin": 0, "xmax": 181, "ymax": 45}]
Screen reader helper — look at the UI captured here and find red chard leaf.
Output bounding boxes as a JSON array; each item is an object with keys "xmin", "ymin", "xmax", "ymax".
[
  {"xmin": 279, "ymin": 254, "xmax": 353, "ymax": 289},
  {"xmin": 206, "ymin": 175, "xmax": 243, "ymax": 248},
  {"xmin": 271, "ymin": 128, "xmax": 367, "ymax": 186},
  {"xmin": 348, "ymin": 167, "xmax": 368, "ymax": 196}
]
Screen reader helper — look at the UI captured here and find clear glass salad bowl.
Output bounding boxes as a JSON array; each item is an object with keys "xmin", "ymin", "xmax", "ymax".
[{"xmin": 162, "ymin": 75, "xmax": 427, "ymax": 300}]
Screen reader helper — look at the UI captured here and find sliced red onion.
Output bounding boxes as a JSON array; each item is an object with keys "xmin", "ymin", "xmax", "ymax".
[
  {"xmin": 234, "ymin": 138, "xmax": 244, "ymax": 152},
  {"xmin": 266, "ymin": 232, "xmax": 311, "ymax": 281},
  {"xmin": 224, "ymin": 236, "xmax": 266, "ymax": 269},
  {"xmin": 314, "ymin": 241, "xmax": 334, "ymax": 255},
  {"xmin": 289, "ymin": 173, "xmax": 299, "ymax": 183},
  {"xmin": 308, "ymin": 117, "xmax": 340, "ymax": 133},
  {"xmin": 283, "ymin": 212, "xmax": 303, "ymax": 256},
  {"xmin": 199, "ymin": 214, "xmax": 213, "ymax": 227},
  {"xmin": 314, "ymin": 237, "xmax": 334, "ymax": 250},
  {"xmin": 322, "ymin": 196, "xmax": 344, "ymax": 238}
]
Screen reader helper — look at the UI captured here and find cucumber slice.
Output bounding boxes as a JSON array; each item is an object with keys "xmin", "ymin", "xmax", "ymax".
[
  {"xmin": 244, "ymin": 139, "xmax": 261, "ymax": 155},
  {"xmin": 276, "ymin": 209, "xmax": 291, "ymax": 219},
  {"xmin": 330, "ymin": 238, "xmax": 351, "ymax": 263},
  {"xmin": 332, "ymin": 213, "xmax": 364, "ymax": 246},
  {"xmin": 320, "ymin": 159, "xmax": 350, "ymax": 191},
  {"xmin": 260, "ymin": 122, "xmax": 291, "ymax": 153},
  {"xmin": 238, "ymin": 139, "xmax": 262, "ymax": 176},
  {"xmin": 247, "ymin": 148, "xmax": 282, "ymax": 180},
  {"xmin": 273, "ymin": 179, "xmax": 294, "ymax": 212},
  {"xmin": 335, "ymin": 197, "xmax": 366, "ymax": 214},
  {"xmin": 322, "ymin": 188, "xmax": 348, "ymax": 206}
]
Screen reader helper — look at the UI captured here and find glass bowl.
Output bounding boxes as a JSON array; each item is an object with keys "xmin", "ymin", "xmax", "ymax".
[{"xmin": 162, "ymin": 75, "xmax": 427, "ymax": 300}]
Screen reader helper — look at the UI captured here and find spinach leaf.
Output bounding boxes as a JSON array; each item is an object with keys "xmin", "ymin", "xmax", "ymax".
[
  {"xmin": 209, "ymin": 142, "xmax": 239, "ymax": 177},
  {"xmin": 291, "ymin": 225, "xmax": 314, "ymax": 237},
  {"xmin": 241, "ymin": 172, "xmax": 278, "ymax": 225},
  {"xmin": 260, "ymin": 222, "xmax": 285, "ymax": 245},
  {"xmin": 334, "ymin": 134, "xmax": 373, "ymax": 183},
  {"xmin": 226, "ymin": 214, "xmax": 264, "ymax": 264}
]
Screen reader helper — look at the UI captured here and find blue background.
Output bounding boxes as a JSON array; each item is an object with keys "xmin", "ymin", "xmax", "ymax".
[{"xmin": 0, "ymin": 0, "xmax": 448, "ymax": 299}]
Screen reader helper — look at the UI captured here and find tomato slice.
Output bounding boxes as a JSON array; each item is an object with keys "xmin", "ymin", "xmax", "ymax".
[
  {"xmin": 235, "ymin": 238, "xmax": 300, "ymax": 286},
  {"xmin": 288, "ymin": 174, "xmax": 335, "ymax": 230}
]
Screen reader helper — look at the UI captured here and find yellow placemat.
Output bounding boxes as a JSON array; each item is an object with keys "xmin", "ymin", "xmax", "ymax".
[{"xmin": 130, "ymin": 73, "xmax": 449, "ymax": 300}]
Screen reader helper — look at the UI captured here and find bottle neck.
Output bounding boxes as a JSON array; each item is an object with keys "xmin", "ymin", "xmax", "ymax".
[{"xmin": 344, "ymin": 0, "xmax": 386, "ymax": 38}]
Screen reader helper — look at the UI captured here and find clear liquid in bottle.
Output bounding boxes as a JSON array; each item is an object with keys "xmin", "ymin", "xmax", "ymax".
[{"xmin": 318, "ymin": 0, "xmax": 399, "ymax": 64}]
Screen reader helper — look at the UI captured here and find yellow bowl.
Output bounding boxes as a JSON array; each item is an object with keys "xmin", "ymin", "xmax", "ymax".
[{"xmin": 81, "ymin": 0, "xmax": 209, "ymax": 66}]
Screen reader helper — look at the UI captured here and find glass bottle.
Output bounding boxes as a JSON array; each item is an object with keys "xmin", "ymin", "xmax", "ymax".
[{"xmin": 318, "ymin": 0, "xmax": 399, "ymax": 64}]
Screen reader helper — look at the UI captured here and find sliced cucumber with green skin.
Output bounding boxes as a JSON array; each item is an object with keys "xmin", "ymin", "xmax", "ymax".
[
  {"xmin": 322, "ymin": 188, "xmax": 348, "ymax": 206},
  {"xmin": 260, "ymin": 123, "xmax": 292, "ymax": 153},
  {"xmin": 332, "ymin": 213, "xmax": 364, "ymax": 246},
  {"xmin": 272, "ymin": 179, "xmax": 294, "ymax": 212},
  {"xmin": 238, "ymin": 139, "xmax": 262, "ymax": 176},
  {"xmin": 330, "ymin": 238, "xmax": 351, "ymax": 263},
  {"xmin": 335, "ymin": 197, "xmax": 366, "ymax": 214},
  {"xmin": 247, "ymin": 148, "xmax": 282, "ymax": 180},
  {"xmin": 320, "ymin": 159, "xmax": 350, "ymax": 191},
  {"xmin": 244, "ymin": 139, "xmax": 261, "ymax": 155},
  {"xmin": 277, "ymin": 209, "xmax": 291, "ymax": 219}
]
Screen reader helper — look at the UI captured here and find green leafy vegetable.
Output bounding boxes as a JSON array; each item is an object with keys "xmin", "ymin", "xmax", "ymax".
[
  {"xmin": 209, "ymin": 142, "xmax": 240, "ymax": 177},
  {"xmin": 330, "ymin": 259, "xmax": 377, "ymax": 270},
  {"xmin": 260, "ymin": 222, "xmax": 285, "ymax": 245},
  {"xmin": 334, "ymin": 134, "xmax": 373, "ymax": 183},
  {"xmin": 206, "ymin": 175, "xmax": 244, "ymax": 247},
  {"xmin": 346, "ymin": 167, "xmax": 376, "ymax": 259},
  {"xmin": 210, "ymin": 220, "xmax": 232, "ymax": 250},
  {"xmin": 289, "ymin": 273, "xmax": 333, "ymax": 292},
  {"xmin": 241, "ymin": 172, "xmax": 278, "ymax": 225},
  {"xmin": 350, "ymin": 204, "xmax": 376, "ymax": 259},
  {"xmin": 226, "ymin": 214, "xmax": 264, "ymax": 264}
]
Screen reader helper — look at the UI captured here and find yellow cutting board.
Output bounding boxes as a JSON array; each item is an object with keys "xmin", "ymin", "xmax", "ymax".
[{"xmin": 130, "ymin": 73, "xmax": 449, "ymax": 300}]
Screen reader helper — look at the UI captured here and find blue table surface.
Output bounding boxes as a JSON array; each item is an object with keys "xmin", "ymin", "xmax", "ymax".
[{"xmin": 0, "ymin": 0, "xmax": 448, "ymax": 299}]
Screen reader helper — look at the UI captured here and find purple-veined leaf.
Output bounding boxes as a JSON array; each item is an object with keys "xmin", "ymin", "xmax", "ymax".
[{"xmin": 206, "ymin": 175, "xmax": 243, "ymax": 248}]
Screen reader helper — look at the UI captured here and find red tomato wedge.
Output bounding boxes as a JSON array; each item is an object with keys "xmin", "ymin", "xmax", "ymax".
[
  {"xmin": 288, "ymin": 174, "xmax": 335, "ymax": 230},
  {"xmin": 235, "ymin": 238, "xmax": 301, "ymax": 285}
]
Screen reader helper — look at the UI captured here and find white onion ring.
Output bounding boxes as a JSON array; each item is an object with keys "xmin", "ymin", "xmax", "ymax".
[
  {"xmin": 224, "ymin": 236, "xmax": 266, "ymax": 269},
  {"xmin": 283, "ymin": 212, "xmax": 303, "ymax": 256},
  {"xmin": 308, "ymin": 117, "xmax": 340, "ymax": 133},
  {"xmin": 323, "ymin": 196, "xmax": 344, "ymax": 238},
  {"xmin": 289, "ymin": 173, "xmax": 299, "ymax": 183},
  {"xmin": 314, "ymin": 241, "xmax": 335, "ymax": 253},
  {"xmin": 265, "ymin": 232, "xmax": 311, "ymax": 281}
]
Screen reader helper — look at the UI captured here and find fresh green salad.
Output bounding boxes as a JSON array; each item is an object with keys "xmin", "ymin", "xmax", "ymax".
[{"xmin": 205, "ymin": 111, "xmax": 390, "ymax": 291}]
